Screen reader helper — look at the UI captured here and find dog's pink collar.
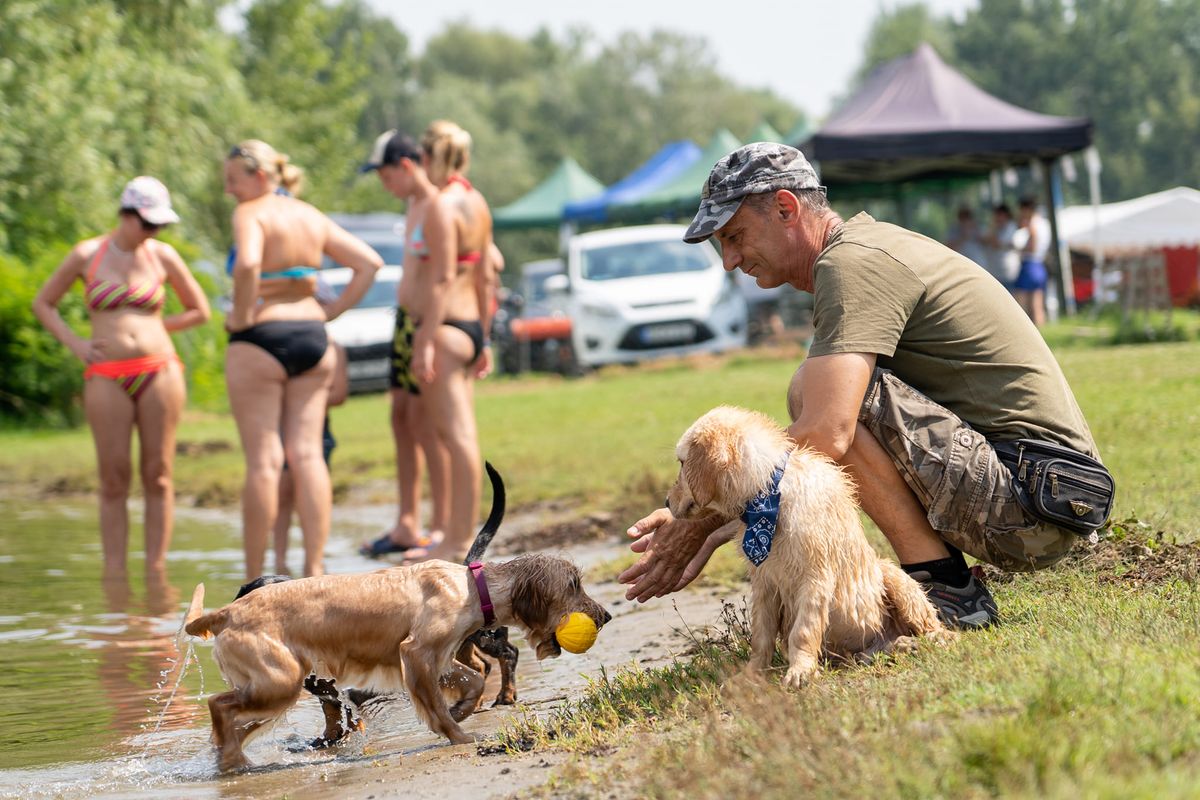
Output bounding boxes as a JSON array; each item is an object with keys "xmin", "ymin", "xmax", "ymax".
[{"xmin": 468, "ymin": 561, "xmax": 495, "ymax": 627}]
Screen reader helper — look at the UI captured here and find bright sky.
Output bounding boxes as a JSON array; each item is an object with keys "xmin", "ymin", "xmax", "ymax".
[{"xmin": 368, "ymin": 0, "xmax": 977, "ymax": 119}]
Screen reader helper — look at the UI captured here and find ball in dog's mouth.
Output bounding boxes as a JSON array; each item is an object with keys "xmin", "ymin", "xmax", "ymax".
[{"xmin": 554, "ymin": 612, "xmax": 599, "ymax": 654}]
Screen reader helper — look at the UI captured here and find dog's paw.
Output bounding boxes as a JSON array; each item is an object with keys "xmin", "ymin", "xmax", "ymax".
[
  {"xmin": 925, "ymin": 628, "xmax": 959, "ymax": 646},
  {"xmin": 782, "ymin": 658, "xmax": 818, "ymax": 691},
  {"xmin": 889, "ymin": 635, "xmax": 923, "ymax": 655}
]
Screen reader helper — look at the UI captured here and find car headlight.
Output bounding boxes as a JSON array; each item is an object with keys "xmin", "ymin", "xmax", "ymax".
[{"xmin": 580, "ymin": 300, "xmax": 621, "ymax": 319}]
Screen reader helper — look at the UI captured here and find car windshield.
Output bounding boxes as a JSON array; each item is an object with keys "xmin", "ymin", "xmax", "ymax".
[
  {"xmin": 579, "ymin": 239, "xmax": 711, "ymax": 281},
  {"xmin": 327, "ymin": 274, "xmax": 399, "ymax": 309}
]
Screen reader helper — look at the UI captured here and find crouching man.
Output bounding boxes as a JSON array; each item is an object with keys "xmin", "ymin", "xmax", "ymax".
[{"xmin": 620, "ymin": 143, "xmax": 1111, "ymax": 629}]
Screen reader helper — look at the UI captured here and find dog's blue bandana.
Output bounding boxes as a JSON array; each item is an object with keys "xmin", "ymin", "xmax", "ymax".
[{"xmin": 740, "ymin": 456, "xmax": 789, "ymax": 566}]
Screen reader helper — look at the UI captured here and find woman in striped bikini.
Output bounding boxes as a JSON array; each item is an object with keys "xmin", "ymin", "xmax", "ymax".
[
  {"xmin": 223, "ymin": 140, "xmax": 380, "ymax": 579},
  {"xmin": 33, "ymin": 176, "xmax": 211, "ymax": 581}
]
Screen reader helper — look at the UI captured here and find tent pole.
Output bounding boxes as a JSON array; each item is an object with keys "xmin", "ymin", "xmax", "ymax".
[
  {"xmin": 1041, "ymin": 157, "xmax": 1076, "ymax": 317},
  {"xmin": 1084, "ymin": 147, "xmax": 1105, "ymax": 316}
]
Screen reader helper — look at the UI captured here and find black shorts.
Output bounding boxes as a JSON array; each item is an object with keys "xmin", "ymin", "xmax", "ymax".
[{"xmin": 389, "ymin": 306, "xmax": 419, "ymax": 395}]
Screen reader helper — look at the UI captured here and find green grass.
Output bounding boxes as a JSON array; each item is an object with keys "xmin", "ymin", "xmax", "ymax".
[
  {"xmin": 3, "ymin": 323, "xmax": 1200, "ymax": 797},
  {"xmin": 4, "ymin": 337, "xmax": 1196, "ymax": 538},
  {"xmin": 507, "ymin": 566, "xmax": 1200, "ymax": 800}
]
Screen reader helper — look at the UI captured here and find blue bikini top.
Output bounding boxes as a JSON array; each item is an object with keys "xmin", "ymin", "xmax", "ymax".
[{"xmin": 224, "ymin": 186, "xmax": 317, "ymax": 280}]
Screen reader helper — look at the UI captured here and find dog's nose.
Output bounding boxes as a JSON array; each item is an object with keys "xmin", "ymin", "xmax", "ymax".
[
  {"xmin": 601, "ymin": 608, "xmax": 613, "ymax": 626},
  {"xmin": 664, "ymin": 495, "xmax": 670, "ymax": 509}
]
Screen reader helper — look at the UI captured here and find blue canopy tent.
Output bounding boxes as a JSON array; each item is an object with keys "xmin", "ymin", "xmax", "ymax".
[{"xmin": 562, "ymin": 140, "xmax": 701, "ymax": 224}]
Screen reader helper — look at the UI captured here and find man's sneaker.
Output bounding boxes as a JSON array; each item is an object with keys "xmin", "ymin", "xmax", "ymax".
[{"xmin": 908, "ymin": 568, "xmax": 999, "ymax": 629}]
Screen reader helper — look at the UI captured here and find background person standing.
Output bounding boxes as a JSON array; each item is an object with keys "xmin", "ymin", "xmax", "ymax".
[
  {"xmin": 223, "ymin": 140, "xmax": 380, "ymax": 579},
  {"xmin": 32, "ymin": 176, "xmax": 210, "ymax": 582}
]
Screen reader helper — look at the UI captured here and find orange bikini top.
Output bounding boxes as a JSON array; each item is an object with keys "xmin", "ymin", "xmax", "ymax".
[
  {"xmin": 443, "ymin": 175, "xmax": 482, "ymax": 264},
  {"xmin": 85, "ymin": 238, "xmax": 166, "ymax": 312}
]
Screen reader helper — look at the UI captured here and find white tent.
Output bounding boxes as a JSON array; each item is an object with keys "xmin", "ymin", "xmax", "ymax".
[{"xmin": 1058, "ymin": 187, "xmax": 1200, "ymax": 253}]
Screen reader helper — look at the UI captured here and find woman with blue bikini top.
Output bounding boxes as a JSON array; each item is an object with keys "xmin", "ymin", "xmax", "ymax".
[{"xmin": 223, "ymin": 139, "xmax": 382, "ymax": 579}]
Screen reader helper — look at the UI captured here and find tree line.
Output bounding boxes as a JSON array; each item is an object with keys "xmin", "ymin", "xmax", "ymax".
[
  {"xmin": 0, "ymin": 0, "xmax": 799, "ymax": 423},
  {"xmin": 3, "ymin": 0, "xmax": 1198, "ymax": 423}
]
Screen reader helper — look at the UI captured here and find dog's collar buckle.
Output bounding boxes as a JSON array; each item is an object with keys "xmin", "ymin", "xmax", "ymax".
[{"xmin": 468, "ymin": 561, "xmax": 495, "ymax": 627}]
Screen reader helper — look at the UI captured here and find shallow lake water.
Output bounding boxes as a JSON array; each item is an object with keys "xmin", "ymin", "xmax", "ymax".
[
  {"xmin": 0, "ymin": 497, "xmax": 481, "ymax": 798},
  {"xmin": 0, "ymin": 492, "xmax": 717, "ymax": 799}
]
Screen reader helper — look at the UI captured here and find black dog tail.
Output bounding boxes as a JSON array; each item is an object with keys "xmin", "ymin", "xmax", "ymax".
[{"xmin": 464, "ymin": 461, "xmax": 505, "ymax": 565}]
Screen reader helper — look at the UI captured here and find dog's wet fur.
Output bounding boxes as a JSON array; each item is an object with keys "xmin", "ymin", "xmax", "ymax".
[
  {"xmin": 233, "ymin": 575, "xmax": 521, "ymax": 749},
  {"xmin": 669, "ymin": 406, "xmax": 952, "ymax": 689},
  {"xmin": 185, "ymin": 464, "xmax": 610, "ymax": 773},
  {"xmin": 187, "ymin": 555, "xmax": 609, "ymax": 772}
]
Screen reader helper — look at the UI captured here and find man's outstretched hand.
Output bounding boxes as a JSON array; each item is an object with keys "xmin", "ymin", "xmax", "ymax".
[{"xmin": 618, "ymin": 508, "xmax": 729, "ymax": 602}]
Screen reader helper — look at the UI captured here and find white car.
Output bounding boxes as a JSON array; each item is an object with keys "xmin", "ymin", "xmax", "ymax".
[
  {"xmin": 322, "ymin": 266, "xmax": 401, "ymax": 393},
  {"xmin": 545, "ymin": 224, "xmax": 748, "ymax": 369}
]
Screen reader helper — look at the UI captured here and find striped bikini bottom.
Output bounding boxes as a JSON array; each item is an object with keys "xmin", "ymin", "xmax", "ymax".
[{"xmin": 84, "ymin": 353, "xmax": 181, "ymax": 401}]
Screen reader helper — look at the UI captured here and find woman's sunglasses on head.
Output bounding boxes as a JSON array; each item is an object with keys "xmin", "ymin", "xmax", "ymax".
[{"xmin": 228, "ymin": 145, "xmax": 259, "ymax": 169}]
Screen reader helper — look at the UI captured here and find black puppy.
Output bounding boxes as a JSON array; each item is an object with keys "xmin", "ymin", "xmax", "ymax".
[{"xmin": 233, "ymin": 462, "xmax": 520, "ymax": 749}]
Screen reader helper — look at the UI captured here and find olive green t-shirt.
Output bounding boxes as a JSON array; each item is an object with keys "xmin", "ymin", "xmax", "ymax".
[{"xmin": 809, "ymin": 212, "xmax": 1098, "ymax": 458}]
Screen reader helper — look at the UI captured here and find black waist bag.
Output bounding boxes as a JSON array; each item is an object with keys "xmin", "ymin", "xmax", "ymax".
[{"xmin": 991, "ymin": 439, "xmax": 1115, "ymax": 535}]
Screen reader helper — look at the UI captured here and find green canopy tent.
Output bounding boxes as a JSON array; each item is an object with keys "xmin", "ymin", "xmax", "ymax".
[
  {"xmin": 784, "ymin": 118, "xmax": 813, "ymax": 147},
  {"xmin": 607, "ymin": 128, "xmax": 743, "ymax": 223},
  {"xmin": 747, "ymin": 120, "xmax": 785, "ymax": 144},
  {"xmin": 493, "ymin": 156, "xmax": 605, "ymax": 230}
]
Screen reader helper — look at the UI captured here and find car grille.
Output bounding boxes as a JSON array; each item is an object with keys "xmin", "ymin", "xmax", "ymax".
[{"xmin": 618, "ymin": 320, "xmax": 715, "ymax": 351}]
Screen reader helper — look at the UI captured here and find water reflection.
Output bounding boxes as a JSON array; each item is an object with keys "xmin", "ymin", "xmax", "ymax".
[{"xmin": 94, "ymin": 573, "xmax": 200, "ymax": 738}]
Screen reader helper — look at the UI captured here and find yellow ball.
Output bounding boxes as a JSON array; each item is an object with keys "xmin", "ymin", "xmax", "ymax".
[{"xmin": 555, "ymin": 612, "xmax": 599, "ymax": 654}]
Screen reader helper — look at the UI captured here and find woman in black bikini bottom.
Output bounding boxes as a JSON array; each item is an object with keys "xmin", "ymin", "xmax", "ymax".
[
  {"xmin": 390, "ymin": 311, "xmax": 482, "ymax": 396},
  {"xmin": 442, "ymin": 319, "xmax": 484, "ymax": 363},
  {"xmin": 229, "ymin": 320, "xmax": 328, "ymax": 377}
]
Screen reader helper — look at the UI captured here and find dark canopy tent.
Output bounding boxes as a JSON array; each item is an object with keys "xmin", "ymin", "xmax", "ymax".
[
  {"xmin": 493, "ymin": 156, "xmax": 606, "ymax": 230},
  {"xmin": 805, "ymin": 43, "xmax": 1092, "ymax": 187},
  {"xmin": 802, "ymin": 43, "xmax": 1093, "ymax": 311},
  {"xmin": 562, "ymin": 140, "xmax": 701, "ymax": 224}
]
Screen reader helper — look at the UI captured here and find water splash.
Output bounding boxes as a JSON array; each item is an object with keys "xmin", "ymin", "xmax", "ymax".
[{"xmin": 150, "ymin": 636, "xmax": 202, "ymax": 734}]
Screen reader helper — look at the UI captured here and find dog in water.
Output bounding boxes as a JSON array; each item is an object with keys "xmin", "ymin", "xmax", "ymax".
[
  {"xmin": 185, "ymin": 554, "xmax": 609, "ymax": 772},
  {"xmin": 231, "ymin": 465, "xmax": 522, "ymax": 749},
  {"xmin": 668, "ymin": 406, "xmax": 951, "ymax": 689},
  {"xmin": 232, "ymin": 576, "xmax": 519, "ymax": 749},
  {"xmin": 183, "ymin": 462, "xmax": 610, "ymax": 772}
]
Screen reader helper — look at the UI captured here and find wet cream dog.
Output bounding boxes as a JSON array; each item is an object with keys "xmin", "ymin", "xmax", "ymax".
[
  {"xmin": 183, "ymin": 555, "xmax": 609, "ymax": 772},
  {"xmin": 669, "ymin": 406, "xmax": 950, "ymax": 688}
]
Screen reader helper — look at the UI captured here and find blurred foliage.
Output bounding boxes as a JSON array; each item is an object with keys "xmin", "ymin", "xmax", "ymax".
[
  {"xmin": 8, "ymin": 0, "xmax": 1200, "ymax": 424},
  {"xmin": 0, "ymin": 245, "xmax": 84, "ymax": 426}
]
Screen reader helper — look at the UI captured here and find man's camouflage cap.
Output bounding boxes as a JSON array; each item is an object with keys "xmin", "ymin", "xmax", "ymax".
[{"xmin": 682, "ymin": 142, "xmax": 824, "ymax": 244}]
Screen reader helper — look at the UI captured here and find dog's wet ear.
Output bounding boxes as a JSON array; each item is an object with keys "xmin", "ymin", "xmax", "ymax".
[
  {"xmin": 510, "ymin": 562, "xmax": 552, "ymax": 630},
  {"xmin": 682, "ymin": 425, "xmax": 736, "ymax": 509}
]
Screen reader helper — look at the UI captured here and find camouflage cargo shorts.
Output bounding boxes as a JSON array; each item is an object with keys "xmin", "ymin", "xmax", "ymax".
[{"xmin": 858, "ymin": 368, "xmax": 1075, "ymax": 572}]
